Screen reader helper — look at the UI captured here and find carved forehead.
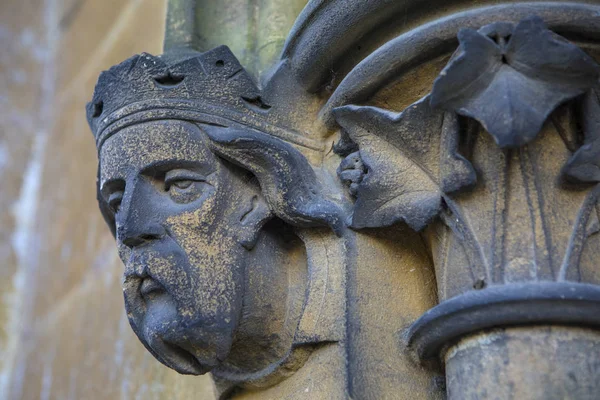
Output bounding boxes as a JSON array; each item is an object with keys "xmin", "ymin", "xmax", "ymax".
[{"xmin": 100, "ymin": 119, "xmax": 217, "ymax": 181}]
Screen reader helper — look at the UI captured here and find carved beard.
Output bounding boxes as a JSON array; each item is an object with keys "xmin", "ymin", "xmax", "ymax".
[{"xmin": 120, "ymin": 233, "xmax": 244, "ymax": 375}]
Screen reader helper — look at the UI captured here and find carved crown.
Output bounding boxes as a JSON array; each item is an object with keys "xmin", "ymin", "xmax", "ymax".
[{"xmin": 86, "ymin": 46, "xmax": 318, "ymax": 151}]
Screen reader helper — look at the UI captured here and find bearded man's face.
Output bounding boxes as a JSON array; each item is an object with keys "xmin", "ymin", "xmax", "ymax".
[{"xmin": 99, "ymin": 119, "xmax": 257, "ymax": 375}]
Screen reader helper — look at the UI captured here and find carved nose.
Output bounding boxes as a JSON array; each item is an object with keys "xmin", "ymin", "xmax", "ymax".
[{"xmin": 116, "ymin": 178, "xmax": 166, "ymax": 248}]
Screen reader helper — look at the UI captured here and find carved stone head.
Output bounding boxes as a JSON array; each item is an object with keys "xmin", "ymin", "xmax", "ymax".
[{"xmin": 86, "ymin": 47, "xmax": 342, "ymax": 380}]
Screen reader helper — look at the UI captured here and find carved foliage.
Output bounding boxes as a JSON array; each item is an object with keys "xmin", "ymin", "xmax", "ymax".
[
  {"xmin": 563, "ymin": 88, "xmax": 600, "ymax": 184},
  {"xmin": 334, "ymin": 96, "xmax": 475, "ymax": 230},
  {"xmin": 336, "ymin": 17, "xmax": 600, "ymax": 234},
  {"xmin": 334, "ymin": 16, "xmax": 600, "ymax": 290},
  {"xmin": 430, "ymin": 16, "xmax": 599, "ymax": 148}
]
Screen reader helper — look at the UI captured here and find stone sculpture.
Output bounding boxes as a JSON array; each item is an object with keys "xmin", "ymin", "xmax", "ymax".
[
  {"xmin": 87, "ymin": 48, "xmax": 347, "ymax": 397},
  {"xmin": 87, "ymin": 1, "xmax": 600, "ymax": 398}
]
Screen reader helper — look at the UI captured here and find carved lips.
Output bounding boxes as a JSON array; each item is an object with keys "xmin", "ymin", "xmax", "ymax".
[{"xmin": 140, "ymin": 276, "xmax": 166, "ymax": 299}]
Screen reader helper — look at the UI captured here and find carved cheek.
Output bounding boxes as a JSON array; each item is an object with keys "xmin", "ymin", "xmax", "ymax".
[
  {"xmin": 164, "ymin": 195, "xmax": 218, "ymax": 247},
  {"xmin": 163, "ymin": 194, "xmax": 243, "ymax": 321}
]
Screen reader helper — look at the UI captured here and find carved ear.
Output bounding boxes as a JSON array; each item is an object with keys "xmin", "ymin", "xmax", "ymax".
[{"xmin": 236, "ymin": 192, "xmax": 272, "ymax": 250}]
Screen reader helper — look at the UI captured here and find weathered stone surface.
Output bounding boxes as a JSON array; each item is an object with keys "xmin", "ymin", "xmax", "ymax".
[
  {"xmin": 445, "ymin": 326, "xmax": 600, "ymax": 400},
  {"xmin": 6, "ymin": 0, "xmax": 600, "ymax": 399},
  {"xmin": 327, "ymin": 5, "xmax": 600, "ymax": 399},
  {"xmin": 83, "ymin": 1, "xmax": 600, "ymax": 398}
]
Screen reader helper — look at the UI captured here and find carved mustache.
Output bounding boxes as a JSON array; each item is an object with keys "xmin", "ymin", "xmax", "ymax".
[
  {"xmin": 123, "ymin": 247, "xmax": 151, "ymax": 279},
  {"xmin": 121, "ymin": 240, "xmax": 197, "ymax": 317},
  {"xmin": 119, "ymin": 222, "xmax": 178, "ymax": 278},
  {"xmin": 122, "ymin": 249, "xmax": 169, "ymax": 305}
]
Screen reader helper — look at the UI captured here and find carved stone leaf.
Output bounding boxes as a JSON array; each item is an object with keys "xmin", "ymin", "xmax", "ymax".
[
  {"xmin": 563, "ymin": 88, "xmax": 600, "ymax": 183},
  {"xmin": 334, "ymin": 97, "xmax": 455, "ymax": 231},
  {"xmin": 430, "ymin": 16, "xmax": 600, "ymax": 148}
]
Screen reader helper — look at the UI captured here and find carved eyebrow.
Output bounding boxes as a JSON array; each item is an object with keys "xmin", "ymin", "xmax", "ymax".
[
  {"xmin": 164, "ymin": 169, "xmax": 208, "ymax": 183},
  {"xmin": 139, "ymin": 159, "xmax": 216, "ymax": 178},
  {"xmin": 100, "ymin": 178, "xmax": 125, "ymax": 201}
]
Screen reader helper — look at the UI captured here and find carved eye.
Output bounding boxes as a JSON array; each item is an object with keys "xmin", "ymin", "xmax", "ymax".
[
  {"xmin": 108, "ymin": 191, "xmax": 123, "ymax": 213},
  {"xmin": 164, "ymin": 169, "xmax": 209, "ymax": 204},
  {"xmin": 171, "ymin": 180, "xmax": 193, "ymax": 189}
]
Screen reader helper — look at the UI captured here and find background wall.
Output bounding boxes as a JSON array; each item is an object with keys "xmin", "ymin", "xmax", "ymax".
[{"xmin": 0, "ymin": 0, "xmax": 216, "ymax": 398}]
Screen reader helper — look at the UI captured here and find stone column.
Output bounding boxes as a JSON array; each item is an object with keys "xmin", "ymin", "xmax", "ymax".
[
  {"xmin": 330, "ymin": 3, "xmax": 600, "ymax": 399},
  {"xmin": 445, "ymin": 326, "xmax": 600, "ymax": 399}
]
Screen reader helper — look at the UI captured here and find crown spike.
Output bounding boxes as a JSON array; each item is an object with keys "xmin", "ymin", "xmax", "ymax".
[{"xmin": 86, "ymin": 46, "xmax": 323, "ymax": 153}]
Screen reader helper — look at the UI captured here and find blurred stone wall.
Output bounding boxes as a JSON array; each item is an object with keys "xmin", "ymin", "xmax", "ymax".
[{"xmin": 0, "ymin": 0, "xmax": 216, "ymax": 398}]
